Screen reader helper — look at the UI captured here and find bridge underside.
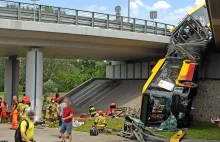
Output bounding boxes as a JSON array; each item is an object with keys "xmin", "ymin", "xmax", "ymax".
[
  {"xmin": 207, "ymin": 0, "xmax": 220, "ymax": 48},
  {"xmin": 0, "ymin": 19, "xmax": 169, "ymax": 61}
]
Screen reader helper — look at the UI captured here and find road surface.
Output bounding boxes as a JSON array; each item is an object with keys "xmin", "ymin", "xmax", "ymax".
[{"xmin": 1, "ymin": 124, "xmax": 220, "ymax": 142}]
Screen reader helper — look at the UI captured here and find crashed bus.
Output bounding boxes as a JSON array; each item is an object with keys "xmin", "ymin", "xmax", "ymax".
[{"xmin": 140, "ymin": 2, "xmax": 212, "ymax": 129}]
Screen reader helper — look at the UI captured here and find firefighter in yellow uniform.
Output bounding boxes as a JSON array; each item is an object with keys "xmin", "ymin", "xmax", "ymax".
[
  {"xmin": 18, "ymin": 96, "xmax": 28, "ymax": 120},
  {"xmin": 21, "ymin": 98, "xmax": 31, "ymax": 120},
  {"xmin": 93, "ymin": 110, "xmax": 107, "ymax": 131},
  {"xmin": 47, "ymin": 97, "xmax": 59, "ymax": 127},
  {"xmin": 89, "ymin": 105, "xmax": 97, "ymax": 117},
  {"xmin": 45, "ymin": 97, "xmax": 51, "ymax": 121}
]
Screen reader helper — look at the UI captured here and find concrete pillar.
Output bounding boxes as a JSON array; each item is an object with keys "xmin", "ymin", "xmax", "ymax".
[
  {"xmin": 25, "ymin": 48, "xmax": 43, "ymax": 117},
  {"xmin": 4, "ymin": 56, "xmax": 19, "ymax": 111}
]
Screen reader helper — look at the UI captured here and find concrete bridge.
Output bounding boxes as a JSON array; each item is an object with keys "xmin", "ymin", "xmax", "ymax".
[{"xmin": 0, "ymin": 0, "xmax": 174, "ymax": 116}]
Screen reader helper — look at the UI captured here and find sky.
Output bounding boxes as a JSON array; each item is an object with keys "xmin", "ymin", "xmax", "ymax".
[{"xmin": 13, "ymin": 0, "xmax": 205, "ymax": 25}]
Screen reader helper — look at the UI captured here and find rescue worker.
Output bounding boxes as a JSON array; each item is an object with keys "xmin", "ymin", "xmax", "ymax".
[
  {"xmin": 19, "ymin": 109, "xmax": 35, "ymax": 142},
  {"xmin": 42, "ymin": 96, "xmax": 49, "ymax": 119},
  {"xmin": 19, "ymin": 97, "xmax": 31, "ymax": 120},
  {"xmin": 11, "ymin": 96, "xmax": 19, "ymax": 130},
  {"xmin": 89, "ymin": 105, "xmax": 97, "ymax": 117},
  {"xmin": 18, "ymin": 96, "xmax": 27, "ymax": 119},
  {"xmin": 0, "ymin": 98, "xmax": 10, "ymax": 123},
  {"xmin": 106, "ymin": 102, "xmax": 118, "ymax": 118},
  {"xmin": 47, "ymin": 97, "xmax": 59, "ymax": 127},
  {"xmin": 93, "ymin": 110, "xmax": 107, "ymax": 131}
]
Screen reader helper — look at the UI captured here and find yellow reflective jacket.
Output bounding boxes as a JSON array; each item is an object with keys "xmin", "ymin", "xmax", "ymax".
[
  {"xmin": 47, "ymin": 102, "xmax": 58, "ymax": 116},
  {"xmin": 89, "ymin": 107, "xmax": 97, "ymax": 115},
  {"xmin": 94, "ymin": 115, "xmax": 107, "ymax": 128}
]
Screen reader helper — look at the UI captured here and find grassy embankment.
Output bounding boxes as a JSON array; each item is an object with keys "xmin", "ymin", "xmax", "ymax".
[{"xmin": 73, "ymin": 118, "xmax": 220, "ymax": 140}]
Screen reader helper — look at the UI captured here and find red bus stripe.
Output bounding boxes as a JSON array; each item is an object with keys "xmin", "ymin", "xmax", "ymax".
[{"xmin": 186, "ymin": 64, "xmax": 195, "ymax": 81}]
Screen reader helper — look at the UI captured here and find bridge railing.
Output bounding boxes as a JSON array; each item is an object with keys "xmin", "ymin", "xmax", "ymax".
[{"xmin": 0, "ymin": 0, "xmax": 174, "ymax": 36}]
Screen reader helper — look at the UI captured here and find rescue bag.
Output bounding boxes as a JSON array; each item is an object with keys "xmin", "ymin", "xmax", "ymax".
[
  {"xmin": 90, "ymin": 127, "xmax": 99, "ymax": 136},
  {"xmin": 14, "ymin": 119, "xmax": 29, "ymax": 142}
]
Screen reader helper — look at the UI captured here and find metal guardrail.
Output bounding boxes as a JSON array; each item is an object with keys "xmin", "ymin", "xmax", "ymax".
[{"xmin": 0, "ymin": 0, "xmax": 174, "ymax": 36}]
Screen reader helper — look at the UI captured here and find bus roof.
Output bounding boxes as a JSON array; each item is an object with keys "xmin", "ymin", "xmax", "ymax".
[{"xmin": 188, "ymin": 2, "xmax": 206, "ymax": 15}]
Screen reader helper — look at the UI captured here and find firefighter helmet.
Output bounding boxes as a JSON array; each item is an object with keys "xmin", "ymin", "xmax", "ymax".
[
  {"xmin": 98, "ymin": 110, "xmax": 104, "ymax": 115},
  {"xmin": 24, "ymin": 98, "xmax": 30, "ymax": 104}
]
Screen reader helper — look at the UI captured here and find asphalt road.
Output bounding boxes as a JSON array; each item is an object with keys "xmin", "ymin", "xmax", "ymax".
[
  {"xmin": 0, "ymin": 124, "xmax": 220, "ymax": 142},
  {"xmin": 0, "ymin": 124, "xmax": 132, "ymax": 142}
]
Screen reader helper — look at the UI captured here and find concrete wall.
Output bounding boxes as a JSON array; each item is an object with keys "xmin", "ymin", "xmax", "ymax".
[
  {"xmin": 192, "ymin": 80, "xmax": 220, "ymax": 121},
  {"xmin": 135, "ymin": 63, "xmax": 141, "ymax": 78},
  {"xmin": 106, "ymin": 61, "xmax": 157, "ymax": 79},
  {"xmin": 142, "ymin": 62, "xmax": 149, "ymax": 78},
  {"xmin": 106, "ymin": 66, "xmax": 114, "ymax": 78},
  {"xmin": 115, "ymin": 65, "xmax": 121, "ymax": 78},
  {"xmin": 121, "ymin": 64, "xmax": 126, "ymax": 78},
  {"xmin": 127, "ymin": 64, "xmax": 134, "ymax": 78}
]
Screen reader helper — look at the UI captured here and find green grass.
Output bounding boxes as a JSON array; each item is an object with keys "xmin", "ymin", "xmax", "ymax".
[
  {"xmin": 153, "ymin": 121, "xmax": 220, "ymax": 140},
  {"xmin": 72, "ymin": 118, "xmax": 220, "ymax": 140},
  {"xmin": 73, "ymin": 118, "xmax": 124, "ymax": 135}
]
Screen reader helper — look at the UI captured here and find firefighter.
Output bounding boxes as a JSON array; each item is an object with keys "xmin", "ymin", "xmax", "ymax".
[
  {"xmin": 106, "ymin": 102, "xmax": 118, "ymax": 118},
  {"xmin": 42, "ymin": 96, "xmax": 49, "ymax": 119},
  {"xmin": 10, "ymin": 96, "xmax": 19, "ymax": 130},
  {"xmin": 19, "ymin": 97, "xmax": 31, "ymax": 120},
  {"xmin": 0, "ymin": 98, "xmax": 10, "ymax": 123},
  {"xmin": 89, "ymin": 105, "xmax": 97, "ymax": 117},
  {"xmin": 23, "ymin": 97, "xmax": 31, "ymax": 120},
  {"xmin": 47, "ymin": 97, "xmax": 59, "ymax": 127},
  {"xmin": 93, "ymin": 110, "xmax": 107, "ymax": 131},
  {"xmin": 18, "ymin": 96, "xmax": 27, "ymax": 119}
]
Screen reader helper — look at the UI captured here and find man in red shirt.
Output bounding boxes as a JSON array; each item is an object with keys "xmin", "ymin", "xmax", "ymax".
[{"xmin": 60, "ymin": 97, "xmax": 74, "ymax": 142}]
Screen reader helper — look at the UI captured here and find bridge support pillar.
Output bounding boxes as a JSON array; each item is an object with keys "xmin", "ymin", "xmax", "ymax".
[
  {"xmin": 25, "ymin": 48, "xmax": 43, "ymax": 117},
  {"xmin": 4, "ymin": 56, "xmax": 19, "ymax": 111}
]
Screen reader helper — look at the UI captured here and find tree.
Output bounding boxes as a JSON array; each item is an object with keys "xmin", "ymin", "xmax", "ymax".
[
  {"xmin": 0, "ymin": 57, "xmax": 108, "ymax": 93},
  {"xmin": 43, "ymin": 79, "xmax": 58, "ymax": 94}
]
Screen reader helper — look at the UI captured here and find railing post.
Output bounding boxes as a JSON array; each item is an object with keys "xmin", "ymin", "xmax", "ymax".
[
  {"xmin": 121, "ymin": 16, "xmax": 123, "ymax": 30},
  {"xmin": 145, "ymin": 20, "xmax": 147, "ymax": 33},
  {"xmin": 18, "ymin": 2, "xmax": 21, "ymax": 20},
  {"xmin": 155, "ymin": 22, "xmax": 157, "ymax": 35},
  {"xmin": 92, "ymin": 12, "xmax": 94, "ymax": 27},
  {"xmin": 107, "ymin": 14, "xmax": 109, "ymax": 29},
  {"xmin": 39, "ymin": 5, "xmax": 41, "ymax": 22},
  {"xmin": 57, "ymin": 7, "xmax": 60, "ymax": 24},
  {"xmin": 133, "ymin": 19, "xmax": 136, "ymax": 32},
  {"xmin": 165, "ymin": 24, "xmax": 167, "ymax": 36},
  {"xmin": 75, "ymin": 10, "xmax": 78, "ymax": 26}
]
